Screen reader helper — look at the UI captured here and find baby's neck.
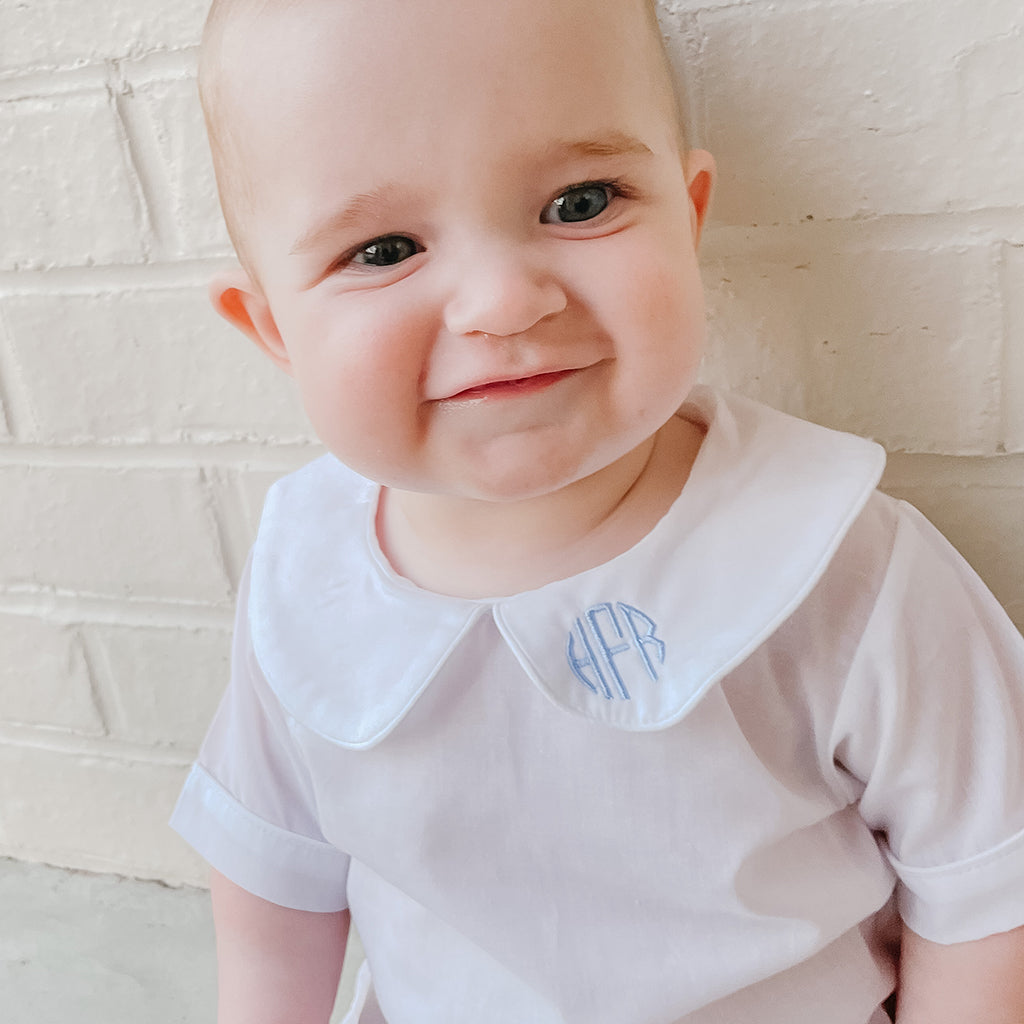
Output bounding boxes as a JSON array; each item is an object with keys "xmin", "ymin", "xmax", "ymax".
[{"xmin": 378, "ymin": 415, "xmax": 705, "ymax": 599}]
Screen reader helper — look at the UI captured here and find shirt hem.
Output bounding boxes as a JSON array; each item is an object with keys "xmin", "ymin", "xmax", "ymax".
[
  {"xmin": 893, "ymin": 819, "xmax": 1024, "ymax": 943},
  {"xmin": 169, "ymin": 763, "xmax": 350, "ymax": 913}
]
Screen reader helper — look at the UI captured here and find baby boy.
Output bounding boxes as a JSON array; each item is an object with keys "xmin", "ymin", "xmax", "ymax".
[{"xmin": 171, "ymin": 0, "xmax": 1024, "ymax": 1021}]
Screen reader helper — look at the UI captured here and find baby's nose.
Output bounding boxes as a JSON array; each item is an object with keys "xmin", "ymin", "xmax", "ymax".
[{"xmin": 442, "ymin": 247, "xmax": 567, "ymax": 338}]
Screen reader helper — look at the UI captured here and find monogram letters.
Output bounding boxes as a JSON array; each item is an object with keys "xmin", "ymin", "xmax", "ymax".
[{"xmin": 566, "ymin": 602, "xmax": 665, "ymax": 700}]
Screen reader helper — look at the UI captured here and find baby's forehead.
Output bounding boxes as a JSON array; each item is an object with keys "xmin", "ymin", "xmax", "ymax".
[
  {"xmin": 205, "ymin": 0, "xmax": 665, "ymax": 73},
  {"xmin": 206, "ymin": 0, "xmax": 674, "ymax": 131}
]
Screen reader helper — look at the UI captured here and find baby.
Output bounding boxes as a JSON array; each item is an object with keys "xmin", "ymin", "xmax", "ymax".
[{"xmin": 171, "ymin": 0, "xmax": 1024, "ymax": 1021}]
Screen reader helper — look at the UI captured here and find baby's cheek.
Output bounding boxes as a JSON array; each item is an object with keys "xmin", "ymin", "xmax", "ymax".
[{"xmin": 635, "ymin": 276, "xmax": 704, "ymax": 350}]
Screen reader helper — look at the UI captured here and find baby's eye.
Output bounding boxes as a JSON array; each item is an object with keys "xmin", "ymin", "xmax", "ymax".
[
  {"xmin": 541, "ymin": 183, "xmax": 612, "ymax": 224},
  {"xmin": 349, "ymin": 235, "xmax": 422, "ymax": 268}
]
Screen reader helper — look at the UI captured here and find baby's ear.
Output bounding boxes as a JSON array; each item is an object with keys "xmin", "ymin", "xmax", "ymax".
[
  {"xmin": 683, "ymin": 149, "xmax": 716, "ymax": 249},
  {"xmin": 209, "ymin": 269, "xmax": 293, "ymax": 375}
]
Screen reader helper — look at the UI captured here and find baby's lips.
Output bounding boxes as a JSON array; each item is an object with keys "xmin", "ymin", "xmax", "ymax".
[
  {"xmin": 433, "ymin": 360, "xmax": 598, "ymax": 402},
  {"xmin": 447, "ymin": 369, "xmax": 577, "ymax": 400}
]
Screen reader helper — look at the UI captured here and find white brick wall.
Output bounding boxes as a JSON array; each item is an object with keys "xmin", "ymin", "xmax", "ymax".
[
  {"xmin": 2, "ymin": 288, "xmax": 309, "ymax": 443},
  {"xmin": 0, "ymin": 91, "xmax": 148, "ymax": 268},
  {"xmin": 0, "ymin": 1, "xmax": 209, "ymax": 72},
  {"xmin": 1, "ymin": 0, "xmax": 1022, "ymax": 886}
]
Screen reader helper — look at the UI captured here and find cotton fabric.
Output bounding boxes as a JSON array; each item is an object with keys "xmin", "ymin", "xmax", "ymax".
[{"xmin": 172, "ymin": 389, "xmax": 1024, "ymax": 1024}]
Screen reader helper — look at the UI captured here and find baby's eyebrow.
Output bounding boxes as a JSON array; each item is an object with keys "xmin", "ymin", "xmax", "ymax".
[
  {"xmin": 290, "ymin": 185, "xmax": 403, "ymax": 256},
  {"xmin": 544, "ymin": 132, "xmax": 654, "ymax": 161}
]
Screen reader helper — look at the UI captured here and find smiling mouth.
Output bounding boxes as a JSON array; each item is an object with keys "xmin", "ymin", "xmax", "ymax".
[{"xmin": 448, "ymin": 368, "xmax": 577, "ymax": 401}]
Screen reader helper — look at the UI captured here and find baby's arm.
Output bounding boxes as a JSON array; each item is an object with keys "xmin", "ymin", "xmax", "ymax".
[
  {"xmin": 211, "ymin": 868, "xmax": 350, "ymax": 1024},
  {"xmin": 895, "ymin": 922, "xmax": 1024, "ymax": 1023}
]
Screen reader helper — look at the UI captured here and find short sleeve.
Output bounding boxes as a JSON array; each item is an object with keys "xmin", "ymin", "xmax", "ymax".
[
  {"xmin": 170, "ymin": 557, "xmax": 350, "ymax": 912},
  {"xmin": 832, "ymin": 500, "xmax": 1024, "ymax": 944}
]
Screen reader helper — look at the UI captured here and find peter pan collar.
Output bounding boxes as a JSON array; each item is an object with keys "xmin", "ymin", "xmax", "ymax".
[{"xmin": 248, "ymin": 388, "xmax": 885, "ymax": 748}]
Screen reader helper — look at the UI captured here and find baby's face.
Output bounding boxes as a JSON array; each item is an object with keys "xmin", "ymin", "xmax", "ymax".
[{"xmin": 220, "ymin": 0, "xmax": 713, "ymax": 502}]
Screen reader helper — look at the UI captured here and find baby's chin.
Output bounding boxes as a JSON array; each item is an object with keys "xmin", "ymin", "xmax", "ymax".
[
  {"xmin": 382, "ymin": 468, "xmax": 596, "ymax": 507},
  {"xmin": 377, "ymin": 439, "xmax": 656, "ymax": 509}
]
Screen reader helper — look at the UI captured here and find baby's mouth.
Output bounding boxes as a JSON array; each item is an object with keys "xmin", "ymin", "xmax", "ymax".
[{"xmin": 450, "ymin": 369, "xmax": 575, "ymax": 401}]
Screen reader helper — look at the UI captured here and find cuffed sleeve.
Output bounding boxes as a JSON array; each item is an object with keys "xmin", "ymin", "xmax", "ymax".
[
  {"xmin": 171, "ymin": 763, "xmax": 349, "ymax": 911},
  {"xmin": 170, "ymin": 555, "xmax": 350, "ymax": 912},
  {"xmin": 893, "ymin": 821, "xmax": 1024, "ymax": 943},
  {"xmin": 833, "ymin": 500, "xmax": 1024, "ymax": 943}
]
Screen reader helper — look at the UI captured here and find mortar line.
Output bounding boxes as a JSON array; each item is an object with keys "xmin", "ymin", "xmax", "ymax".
[
  {"xmin": 881, "ymin": 450, "xmax": 1024, "ymax": 488},
  {"xmin": 0, "ymin": 441, "xmax": 321, "ymax": 470},
  {"xmin": 0, "ymin": 259, "xmax": 235, "ymax": 295},
  {"xmin": 199, "ymin": 465, "xmax": 247, "ymax": 593},
  {"xmin": 0, "ymin": 63, "xmax": 109, "ymax": 101},
  {"xmin": 0, "ymin": 303, "xmax": 40, "ymax": 441},
  {"xmin": 997, "ymin": 241, "xmax": 1016, "ymax": 453},
  {"xmin": 76, "ymin": 628, "xmax": 121, "ymax": 741},
  {"xmin": 107, "ymin": 63, "xmax": 158, "ymax": 260},
  {"xmin": 0, "ymin": 305, "xmax": 19, "ymax": 439},
  {"xmin": 701, "ymin": 208, "xmax": 1024, "ymax": 263},
  {"xmin": 0, "ymin": 590, "xmax": 235, "ymax": 631},
  {"xmin": 0, "ymin": 722, "xmax": 194, "ymax": 769},
  {"xmin": 0, "ymin": 48, "xmax": 198, "ymax": 102}
]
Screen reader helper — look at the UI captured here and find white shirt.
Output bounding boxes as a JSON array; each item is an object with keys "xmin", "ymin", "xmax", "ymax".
[{"xmin": 172, "ymin": 389, "xmax": 1024, "ymax": 1024}]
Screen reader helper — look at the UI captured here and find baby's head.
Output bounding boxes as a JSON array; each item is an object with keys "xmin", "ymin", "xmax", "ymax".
[
  {"xmin": 200, "ymin": 0, "xmax": 688, "ymax": 258},
  {"xmin": 202, "ymin": 0, "xmax": 715, "ymax": 505}
]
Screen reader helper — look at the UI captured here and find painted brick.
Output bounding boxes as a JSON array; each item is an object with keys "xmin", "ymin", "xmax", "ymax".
[
  {"xmin": 0, "ymin": 616, "xmax": 104, "ymax": 735},
  {"xmin": 1002, "ymin": 243, "xmax": 1024, "ymax": 453},
  {"xmin": 0, "ymin": 0, "xmax": 207, "ymax": 72},
  {"xmin": 0, "ymin": 91, "xmax": 146, "ymax": 271},
  {"xmin": 1, "ymin": 288, "xmax": 311, "ymax": 444},
  {"xmin": 135, "ymin": 77, "xmax": 233, "ymax": 258},
  {"xmin": 0, "ymin": 466, "xmax": 231, "ymax": 604},
  {"xmin": 700, "ymin": 254, "xmax": 811, "ymax": 418},
  {"xmin": 91, "ymin": 624, "xmax": 230, "ymax": 750},
  {"xmin": 880, "ymin": 482, "xmax": 1024, "ymax": 634},
  {"xmin": 698, "ymin": 0, "xmax": 1021, "ymax": 226},
  {"xmin": 958, "ymin": 23, "xmax": 1024, "ymax": 212},
  {"xmin": 801, "ymin": 246, "xmax": 1002, "ymax": 453},
  {"xmin": 700, "ymin": 2, "xmax": 949, "ymax": 226},
  {"xmin": 0, "ymin": 743, "xmax": 204, "ymax": 886}
]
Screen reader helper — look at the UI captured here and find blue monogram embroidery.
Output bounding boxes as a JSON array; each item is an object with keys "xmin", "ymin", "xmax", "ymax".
[{"xmin": 566, "ymin": 602, "xmax": 666, "ymax": 700}]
